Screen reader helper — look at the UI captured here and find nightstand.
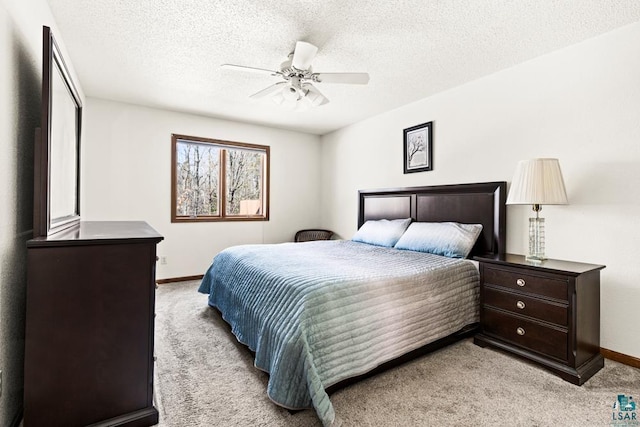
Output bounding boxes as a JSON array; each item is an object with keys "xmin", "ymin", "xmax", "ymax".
[{"xmin": 473, "ymin": 253, "xmax": 605, "ymax": 385}]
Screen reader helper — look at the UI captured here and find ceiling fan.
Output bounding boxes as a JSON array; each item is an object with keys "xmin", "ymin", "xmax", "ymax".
[{"xmin": 221, "ymin": 41, "xmax": 370, "ymax": 109}]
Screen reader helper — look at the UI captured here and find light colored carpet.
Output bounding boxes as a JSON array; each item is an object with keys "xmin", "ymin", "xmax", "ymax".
[{"xmin": 154, "ymin": 281, "xmax": 639, "ymax": 426}]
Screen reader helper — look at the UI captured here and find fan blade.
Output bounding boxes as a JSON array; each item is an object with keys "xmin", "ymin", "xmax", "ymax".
[
  {"xmin": 313, "ymin": 72, "xmax": 370, "ymax": 84},
  {"xmin": 291, "ymin": 41, "xmax": 318, "ymax": 70},
  {"xmin": 221, "ymin": 64, "xmax": 280, "ymax": 76},
  {"xmin": 303, "ymin": 83, "xmax": 330, "ymax": 106},
  {"xmin": 249, "ymin": 82, "xmax": 286, "ymax": 99}
]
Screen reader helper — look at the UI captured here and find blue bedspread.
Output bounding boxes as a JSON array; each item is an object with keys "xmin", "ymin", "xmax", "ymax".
[{"xmin": 198, "ymin": 240, "xmax": 479, "ymax": 426}]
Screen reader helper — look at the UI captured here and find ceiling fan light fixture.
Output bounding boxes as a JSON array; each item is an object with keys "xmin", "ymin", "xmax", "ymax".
[
  {"xmin": 271, "ymin": 89, "xmax": 300, "ymax": 110},
  {"xmin": 303, "ymin": 84, "xmax": 329, "ymax": 107},
  {"xmin": 282, "ymin": 98, "xmax": 301, "ymax": 111},
  {"xmin": 305, "ymin": 90, "xmax": 324, "ymax": 107},
  {"xmin": 227, "ymin": 40, "xmax": 368, "ymax": 108},
  {"xmin": 282, "ymin": 85, "xmax": 302, "ymax": 102}
]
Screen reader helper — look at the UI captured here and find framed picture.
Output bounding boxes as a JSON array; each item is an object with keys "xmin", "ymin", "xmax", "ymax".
[{"xmin": 403, "ymin": 121, "xmax": 432, "ymax": 174}]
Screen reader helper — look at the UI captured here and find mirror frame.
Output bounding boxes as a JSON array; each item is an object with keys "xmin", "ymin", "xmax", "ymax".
[{"xmin": 34, "ymin": 26, "xmax": 82, "ymax": 237}]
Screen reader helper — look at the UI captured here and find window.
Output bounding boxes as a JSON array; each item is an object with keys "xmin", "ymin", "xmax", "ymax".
[{"xmin": 171, "ymin": 134, "xmax": 269, "ymax": 222}]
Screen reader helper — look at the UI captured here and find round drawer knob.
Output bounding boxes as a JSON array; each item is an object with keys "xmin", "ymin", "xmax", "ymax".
[
  {"xmin": 516, "ymin": 327, "xmax": 526, "ymax": 336},
  {"xmin": 516, "ymin": 278, "xmax": 526, "ymax": 287},
  {"xmin": 516, "ymin": 300, "xmax": 526, "ymax": 309}
]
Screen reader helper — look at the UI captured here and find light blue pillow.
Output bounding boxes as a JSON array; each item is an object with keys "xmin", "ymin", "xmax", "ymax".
[
  {"xmin": 394, "ymin": 222, "xmax": 483, "ymax": 258},
  {"xmin": 352, "ymin": 218, "xmax": 412, "ymax": 247}
]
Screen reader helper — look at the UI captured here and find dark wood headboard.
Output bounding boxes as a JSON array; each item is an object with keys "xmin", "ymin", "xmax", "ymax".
[{"xmin": 358, "ymin": 181, "xmax": 506, "ymax": 257}]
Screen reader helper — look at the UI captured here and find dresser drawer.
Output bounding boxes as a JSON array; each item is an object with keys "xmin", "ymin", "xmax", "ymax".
[
  {"xmin": 484, "ymin": 266, "xmax": 568, "ymax": 301},
  {"xmin": 482, "ymin": 307, "xmax": 568, "ymax": 361},
  {"xmin": 483, "ymin": 286, "xmax": 568, "ymax": 326}
]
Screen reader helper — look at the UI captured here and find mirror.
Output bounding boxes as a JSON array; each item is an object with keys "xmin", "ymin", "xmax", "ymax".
[{"xmin": 34, "ymin": 26, "xmax": 82, "ymax": 237}]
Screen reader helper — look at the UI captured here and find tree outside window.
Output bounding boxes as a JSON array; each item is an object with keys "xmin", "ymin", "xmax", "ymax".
[{"xmin": 171, "ymin": 134, "xmax": 269, "ymax": 222}]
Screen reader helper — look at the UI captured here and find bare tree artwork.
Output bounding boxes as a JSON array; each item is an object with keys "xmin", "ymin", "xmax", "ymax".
[
  {"xmin": 403, "ymin": 122, "xmax": 432, "ymax": 174},
  {"xmin": 407, "ymin": 132, "xmax": 426, "ymax": 167}
]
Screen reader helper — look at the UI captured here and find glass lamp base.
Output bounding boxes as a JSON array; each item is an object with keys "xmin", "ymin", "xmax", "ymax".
[
  {"xmin": 525, "ymin": 254, "xmax": 545, "ymax": 263},
  {"xmin": 528, "ymin": 217, "xmax": 545, "ymax": 261}
]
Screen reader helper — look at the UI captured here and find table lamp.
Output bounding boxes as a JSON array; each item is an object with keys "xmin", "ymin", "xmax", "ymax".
[{"xmin": 506, "ymin": 158, "xmax": 568, "ymax": 261}]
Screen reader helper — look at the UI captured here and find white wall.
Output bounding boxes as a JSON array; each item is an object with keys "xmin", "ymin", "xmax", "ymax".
[
  {"xmin": 82, "ymin": 98, "xmax": 322, "ymax": 280},
  {"xmin": 0, "ymin": 0, "xmax": 83, "ymax": 424},
  {"xmin": 320, "ymin": 22, "xmax": 640, "ymax": 359}
]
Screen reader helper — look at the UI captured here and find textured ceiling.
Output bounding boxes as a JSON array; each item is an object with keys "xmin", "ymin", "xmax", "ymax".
[{"xmin": 47, "ymin": 0, "xmax": 640, "ymax": 135}]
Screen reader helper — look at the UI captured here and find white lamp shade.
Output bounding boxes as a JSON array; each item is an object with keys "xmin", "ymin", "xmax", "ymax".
[
  {"xmin": 506, "ymin": 158, "xmax": 568, "ymax": 205},
  {"xmin": 303, "ymin": 84, "xmax": 329, "ymax": 106}
]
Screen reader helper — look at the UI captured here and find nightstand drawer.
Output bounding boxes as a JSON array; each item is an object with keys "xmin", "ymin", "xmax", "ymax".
[
  {"xmin": 483, "ymin": 308, "xmax": 568, "ymax": 361},
  {"xmin": 483, "ymin": 286, "xmax": 568, "ymax": 326},
  {"xmin": 484, "ymin": 267, "xmax": 567, "ymax": 301}
]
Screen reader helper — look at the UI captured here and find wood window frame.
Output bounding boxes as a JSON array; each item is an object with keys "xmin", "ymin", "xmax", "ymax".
[{"xmin": 171, "ymin": 133, "xmax": 270, "ymax": 222}]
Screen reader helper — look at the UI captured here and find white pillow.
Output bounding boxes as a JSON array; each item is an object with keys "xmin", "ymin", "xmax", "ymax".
[
  {"xmin": 352, "ymin": 218, "xmax": 412, "ymax": 247},
  {"xmin": 394, "ymin": 222, "xmax": 483, "ymax": 258}
]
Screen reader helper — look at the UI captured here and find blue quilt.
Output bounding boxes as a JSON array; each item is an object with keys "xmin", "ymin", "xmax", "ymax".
[{"xmin": 198, "ymin": 240, "xmax": 479, "ymax": 426}]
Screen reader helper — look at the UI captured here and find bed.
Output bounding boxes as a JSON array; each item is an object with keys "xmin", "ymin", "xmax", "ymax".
[{"xmin": 198, "ymin": 181, "xmax": 506, "ymax": 426}]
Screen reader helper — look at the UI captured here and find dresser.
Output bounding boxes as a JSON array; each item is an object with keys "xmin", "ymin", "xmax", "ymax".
[
  {"xmin": 24, "ymin": 221, "xmax": 163, "ymax": 427},
  {"xmin": 473, "ymin": 253, "xmax": 605, "ymax": 385}
]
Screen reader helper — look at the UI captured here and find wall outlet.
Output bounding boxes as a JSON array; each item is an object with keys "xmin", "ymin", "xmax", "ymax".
[{"xmin": 160, "ymin": 256, "xmax": 167, "ymax": 265}]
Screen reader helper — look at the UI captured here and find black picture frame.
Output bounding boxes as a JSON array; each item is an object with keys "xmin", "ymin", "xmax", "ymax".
[
  {"xmin": 34, "ymin": 26, "xmax": 83, "ymax": 237},
  {"xmin": 403, "ymin": 121, "xmax": 432, "ymax": 174}
]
